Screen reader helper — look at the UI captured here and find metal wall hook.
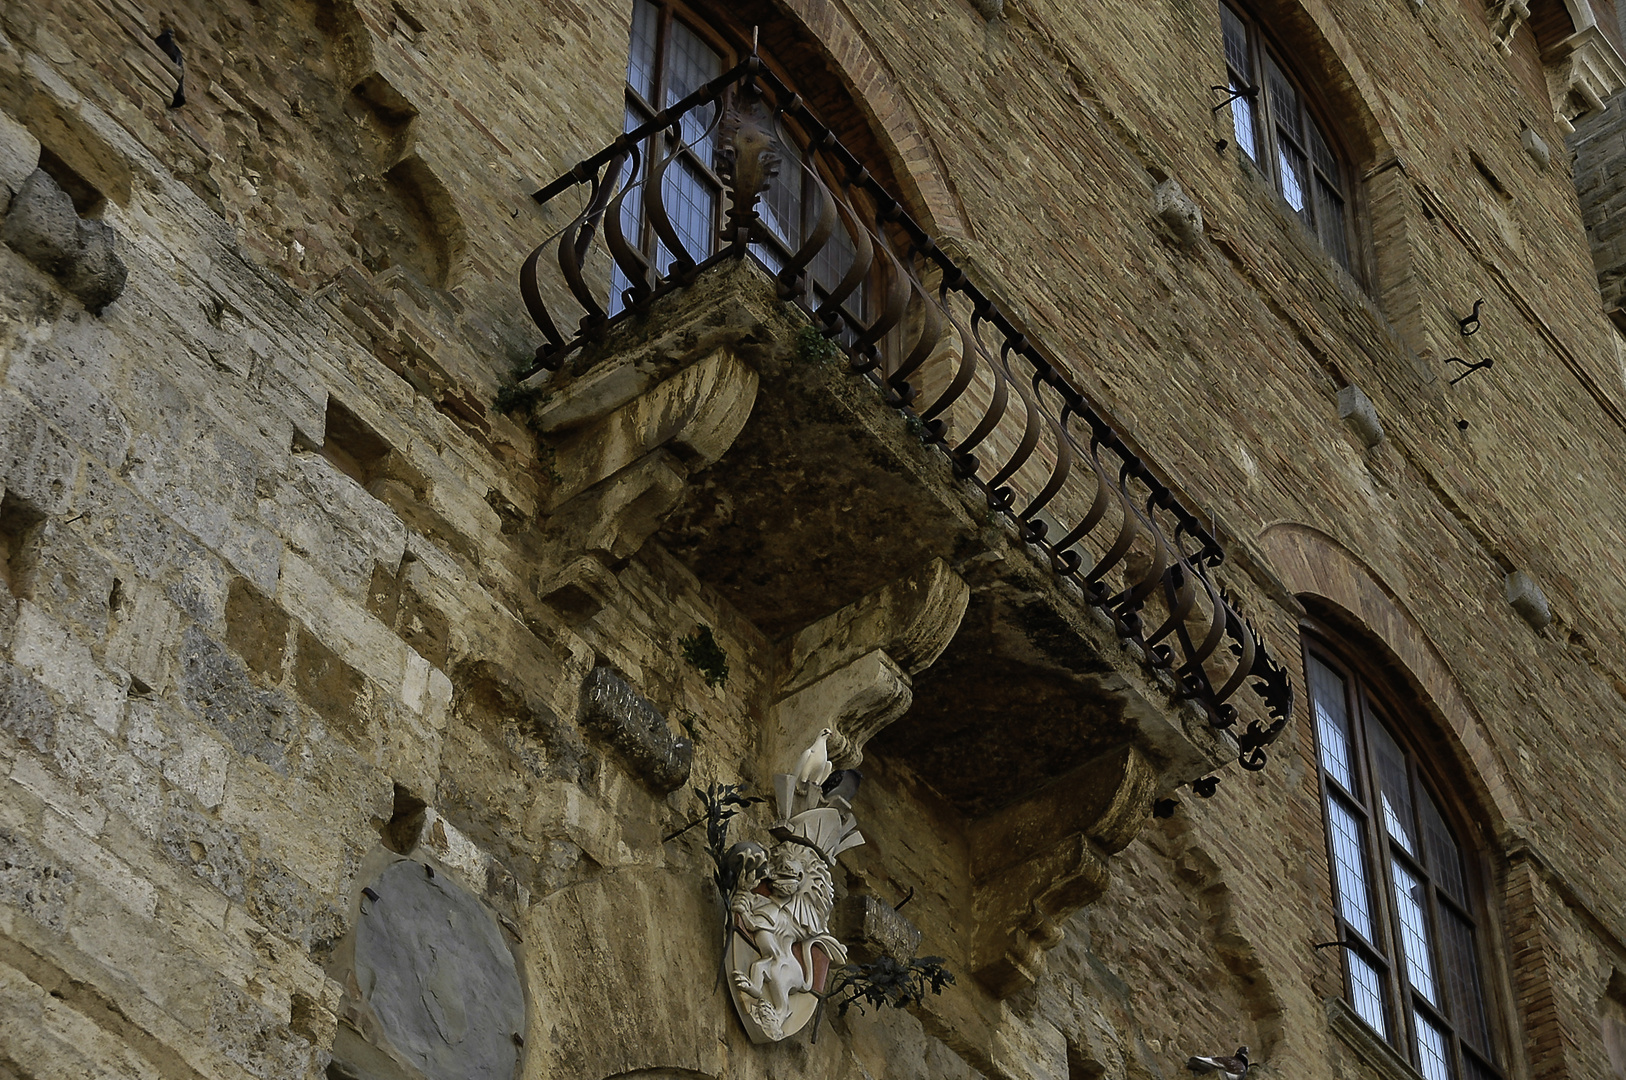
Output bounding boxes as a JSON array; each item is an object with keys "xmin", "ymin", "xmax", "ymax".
[
  {"xmin": 1446, "ymin": 356, "xmax": 1494, "ymax": 385},
  {"xmin": 1457, "ymin": 298, "xmax": 1484, "ymax": 336},
  {"xmin": 1210, "ymin": 83, "xmax": 1258, "ymax": 113}
]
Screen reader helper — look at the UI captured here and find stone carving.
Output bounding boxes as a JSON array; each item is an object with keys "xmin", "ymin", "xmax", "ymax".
[{"xmin": 723, "ymin": 738, "xmax": 866, "ymax": 1043}]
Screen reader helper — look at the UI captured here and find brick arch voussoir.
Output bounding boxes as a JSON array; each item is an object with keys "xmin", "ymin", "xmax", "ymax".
[
  {"xmin": 772, "ymin": 0, "xmax": 967, "ymax": 240},
  {"xmin": 1257, "ymin": 521, "xmax": 1527, "ymax": 835}
]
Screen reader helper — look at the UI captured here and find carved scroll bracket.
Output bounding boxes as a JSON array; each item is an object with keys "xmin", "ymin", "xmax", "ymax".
[
  {"xmin": 530, "ymin": 347, "xmax": 759, "ymax": 618},
  {"xmin": 764, "ymin": 557, "xmax": 970, "ymax": 777}
]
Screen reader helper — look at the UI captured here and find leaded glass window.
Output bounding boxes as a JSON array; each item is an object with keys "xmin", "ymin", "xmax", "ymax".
[
  {"xmin": 1307, "ymin": 643, "xmax": 1502, "ymax": 1080},
  {"xmin": 1218, "ymin": 3, "xmax": 1355, "ymax": 271}
]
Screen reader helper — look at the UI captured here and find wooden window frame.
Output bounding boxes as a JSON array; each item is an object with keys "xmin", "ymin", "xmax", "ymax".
[
  {"xmin": 1305, "ymin": 630, "xmax": 1505, "ymax": 1080},
  {"xmin": 1219, "ymin": 2, "xmax": 1360, "ymax": 275}
]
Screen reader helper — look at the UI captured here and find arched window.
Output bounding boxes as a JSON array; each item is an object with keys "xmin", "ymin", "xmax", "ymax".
[
  {"xmin": 615, "ymin": 0, "xmax": 864, "ymax": 320},
  {"xmin": 1219, "ymin": 3, "xmax": 1354, "ymax": 270},
  {"xmin": 1306, "ymin": 635, "xmax": 1502, "ymax": 1080}
]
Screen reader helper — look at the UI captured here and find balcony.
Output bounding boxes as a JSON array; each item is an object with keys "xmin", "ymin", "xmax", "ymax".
[{"xmin": 515, "ymin": 57, "xmax": 1293, "ymax": 1007}]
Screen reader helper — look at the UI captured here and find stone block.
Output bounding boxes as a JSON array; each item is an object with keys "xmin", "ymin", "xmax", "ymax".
[
  {"xmin": 1505, "ymin": 569, "xmax": 1553, "ymax": 630},
  {"xmin": 579, "ymin": 666, "xmax": 692, "ymax": 792},
  {"xmin": 1153, "ymin": 179, "xmax": 1203, "ymax": 245},
  {"xmin": 1336, "ymin": 384, "xmax": 1385, "ymax": 448},
  {"xmin": 0, "ymin": 826, "xmax": 75, "ymax": 934},
  {"xmin": 0, "ymin": 660, "xmax": 55, "ymax": 754},
  {"xmin": 160, "ymin": 794, "xmax": 250, "ymax": 902},
  {"xmin": 832, "ymin": 892, "xmax": 924, "ymax": 963},
  {"xmin": 0, "ymin": 112, "xmax": 40, "ymax": 211},
  {"xmin": 1, "ymin": 169, "xmax": 81, "ymax": 276},
  {"xmin": 1521, "ymin": 125, "xmax": 1552, "ymax": 169},
  {"xmin": 63, "ymin": 217, "xmax": 127, "ymax": 313}
]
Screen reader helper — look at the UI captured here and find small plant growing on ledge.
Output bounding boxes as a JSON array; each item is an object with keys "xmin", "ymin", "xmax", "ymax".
[
  {"xmin": 493, "ymin": 380, "xmax": 551, "ymax": 415},
  {"xmin": 680, "ymin": 625, "xmax": 729, "ymax": 688},
  {"xmin": 795, "ymin": 324, "xmax": 838, "ymax": 365},
  {"xmin": 825, "ymin": 955, "xmax": 955, "ymax": 1017}
]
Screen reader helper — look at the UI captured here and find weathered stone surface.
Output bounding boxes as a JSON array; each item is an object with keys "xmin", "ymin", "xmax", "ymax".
[
  {"xmin": 580, "ymin": 665, "xmax": 692, "ymax": 791},
  {"xmin": 1336, "ymin": 384, "xmax": 1385, "ymax": 448},
  {"xmin": 0, "ymin": 169, "xmax": 81, "ymax": 276},
  {"xmin": 833, "ymin": 892, "xmax": 924, "ymax": 964},
  {"xmin": 63, "ymin": 217, "xmax": 128, "ymax": 313},
  {"xmin": 350, "ymin": 859, "xmax": 524, "ymax": 1080}
]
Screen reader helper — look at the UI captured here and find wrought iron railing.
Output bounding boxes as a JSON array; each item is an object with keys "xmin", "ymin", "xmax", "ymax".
[{"xmin": 519, "ymin": 57, "xmax": 1293, "ymax": 769}]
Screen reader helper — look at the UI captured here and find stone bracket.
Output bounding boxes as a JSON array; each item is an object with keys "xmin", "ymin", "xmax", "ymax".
[
  {"xmin": 580, "ymin": 665, "xmax": 693, "ymax": 792},
  {"xmin": 968, "ymin": 744, "xmax": 1158, "ymax": 997},
  {"xmin": 765, "ymin": 558, "xmax": 969, "ymax": 776},
  {"xmin": 532, "ymin": 347, "xmax": 758, "ymax": 619}
]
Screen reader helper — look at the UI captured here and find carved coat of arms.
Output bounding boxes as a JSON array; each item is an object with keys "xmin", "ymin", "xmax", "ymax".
[{"xmin": 724, "ymin": 730, "xmax": 865, "ymax": 1043}]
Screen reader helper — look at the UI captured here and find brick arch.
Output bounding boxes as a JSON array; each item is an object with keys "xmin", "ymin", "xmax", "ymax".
[
  {"xmin": 1246, "ymin": 0, "xmax": 1398, "ymax": 167},
  {"xmin": 765, "ymin": 0, "xmax": 968, "ymax": 239},
  {"xmin": 1257, "ymin": 522, "xmax": 1526, "ymax": 835}
]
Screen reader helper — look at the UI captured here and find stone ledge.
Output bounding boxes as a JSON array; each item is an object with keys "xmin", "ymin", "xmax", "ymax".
[{"xmin": 1325, "ymin": 996, "xmax": 1422, "ymax": 1080}]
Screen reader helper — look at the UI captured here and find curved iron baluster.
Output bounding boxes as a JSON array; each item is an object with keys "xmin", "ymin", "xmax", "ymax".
[
  {"xmin": 777, "ymin": 154, "xmax": 837, "ymax": 298},
  {"xmin": 817, "ymin": 185, "xmax": 874, "ymax": 329},
  {"xmin": 981, "ymin": 335, "xmax": 1045, "ymax": 511},
  {"xmin": 645, "ymin": 105, "xmax": 725, "ymax": 279},
  {"xmin": 853, "ymin": 224, "xmax": 911, "ymax": 366},
  {"xmin": 1011, "ymin": 366, "xmax": 1076, "ymax": 541},
  {"xmin": 952, "ymin": 306, "xmax": 1014, "ymax": 485},
  {"xmin": 604, "ymin": 142, "xmax": 653, "ymax": 309},
  {"xmin": 555, "ymin": 158, "xmax": 623, "ymax": 328},
  {"xmin": 919, "ymin": 284, "xmax": 982, "ymax": 427}
]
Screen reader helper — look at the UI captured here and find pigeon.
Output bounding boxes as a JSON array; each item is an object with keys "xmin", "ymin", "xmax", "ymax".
[
  {"xmin": 154, "ymin": 29, "xmax": 186, "ymax": 108},
  {"xmin": 820, "ymin": 768, "xmax": 863, "ymax": 806},
  {"xmin": 795, "ymin": 728, "xmax": 834, "ymax": 786},
  {"xmin": 1186, "ymin": 1046, "xmax": 1249, "ymax": 1079}
]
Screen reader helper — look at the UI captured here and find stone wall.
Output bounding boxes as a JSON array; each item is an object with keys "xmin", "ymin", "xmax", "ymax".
[{"xmin": 4, "ymin": 0, "xmax": 1626, "ymax": 1079}]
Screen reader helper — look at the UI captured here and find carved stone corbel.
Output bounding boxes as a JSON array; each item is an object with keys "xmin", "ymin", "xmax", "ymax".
[
  {"xmin": 765, "ymin": 558, "xmax": 970, "ymax": 779},
  {"xmin": 530, "ymin": 347, "xmax": 759, "ymax": 616},
  {"xmin": 1543, "ymin": 26, "xmax": 1626, "ymax": 131},
  {"xmin": 968, "ymin": 744, "xmax": 1158, "ymax": 997},
  {"xmin": 1488, "ymin": 0, "xmax": 1530, "ymax": 54}
]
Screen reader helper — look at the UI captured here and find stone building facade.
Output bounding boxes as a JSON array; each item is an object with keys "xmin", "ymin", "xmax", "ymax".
[{"xmin": 4, "ymin": 0, "xmax": 1626, "ymax": 1078}]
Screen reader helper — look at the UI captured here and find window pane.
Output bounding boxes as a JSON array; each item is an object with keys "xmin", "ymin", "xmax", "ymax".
[
  {"xmin": 1328, "ymin": 795, "xmax": 1376, "ymax": 940},
  {"xmin": 1308, "ymin": 655, "xmax": 1356, "ymax": 791},
  {"xmin": 1279, "ymin": 140, "xmax": 1308, "ymax": 214},
  {"xmin": 812, "ymin": 205, "xmax": 858, "ymax": 296},
  {"xmin": 759, "ymin": 130, "xmax": 803, "ymax": 251},
  {"xmin": 1231, "ymin": 80, "xmax": 1259, "ymax": 162},
  {"xmin": 1370, "ymin": 718, "xmax": 1417, "ymax": 856},
  {"xmin": 1316, "ymin": 181, "xmax": 1350, "ymax": 269},
  {"xmin": 1349, "ymin": 950, "xmax": 1388, "ymax": 1038},
  {"xmin": 1442, "ymin": 906, "xmax": 1491, "ymax": 1053},
  {"xmin": 658, "ymin": 157, "xmax": 718, "ymax": 271},
  {"xmin": 664, "ymin": 17, "xmax": 722, "ymax": 155},
  {"xmin": 1393, "ymin": 862, "xmax": 1438, "ymax": 1005},
  {"xmin": 1267, "ymin": 57, "xmax": 1301, "ymax": 142},
  {"xmin": 1221, "ymin": 4, "xmax": 1250, "ymax": 76},
  {"xmin": 1463, "ymin": 1050, "xmax": 1499, "ymax": 1080},
  {"xmin": 1416, "ymin": 1011, "xmax": 1454, "ymax": 1080},
  {"xmin": 1418, "ymin": 785, "xmax": 1465, "ymax": 902},
  {"xmin": 1307, "ymin": 115, "xmax": 1340, "ymax": 186},
  {"xmin": 627, "ymin": 0, "xmax": 658, "ymax": 103}
]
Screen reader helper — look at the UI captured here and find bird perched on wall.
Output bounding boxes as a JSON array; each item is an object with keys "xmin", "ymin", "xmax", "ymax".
[
  {"xmin": 1186, "ymin": 1047, "xmax": 1250, "ymax": 1078},
  {"xmin": 820, "ymin": 768, "xmax": 863, "ymax": 807},
  {"xmin": 795, "ymin": 728, "xmax": 835, "ymax": 787}
]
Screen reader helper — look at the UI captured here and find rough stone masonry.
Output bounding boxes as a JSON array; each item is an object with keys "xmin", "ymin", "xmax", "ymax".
[{"xmin": 4, "ymin": 0, "xmax": 1626, "ymax": 1079}]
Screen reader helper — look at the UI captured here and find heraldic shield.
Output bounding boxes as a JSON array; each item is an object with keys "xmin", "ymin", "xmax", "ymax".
[{"xmin": 725, "ymin": 753, "xmax": 866, "ymax": 1043}]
